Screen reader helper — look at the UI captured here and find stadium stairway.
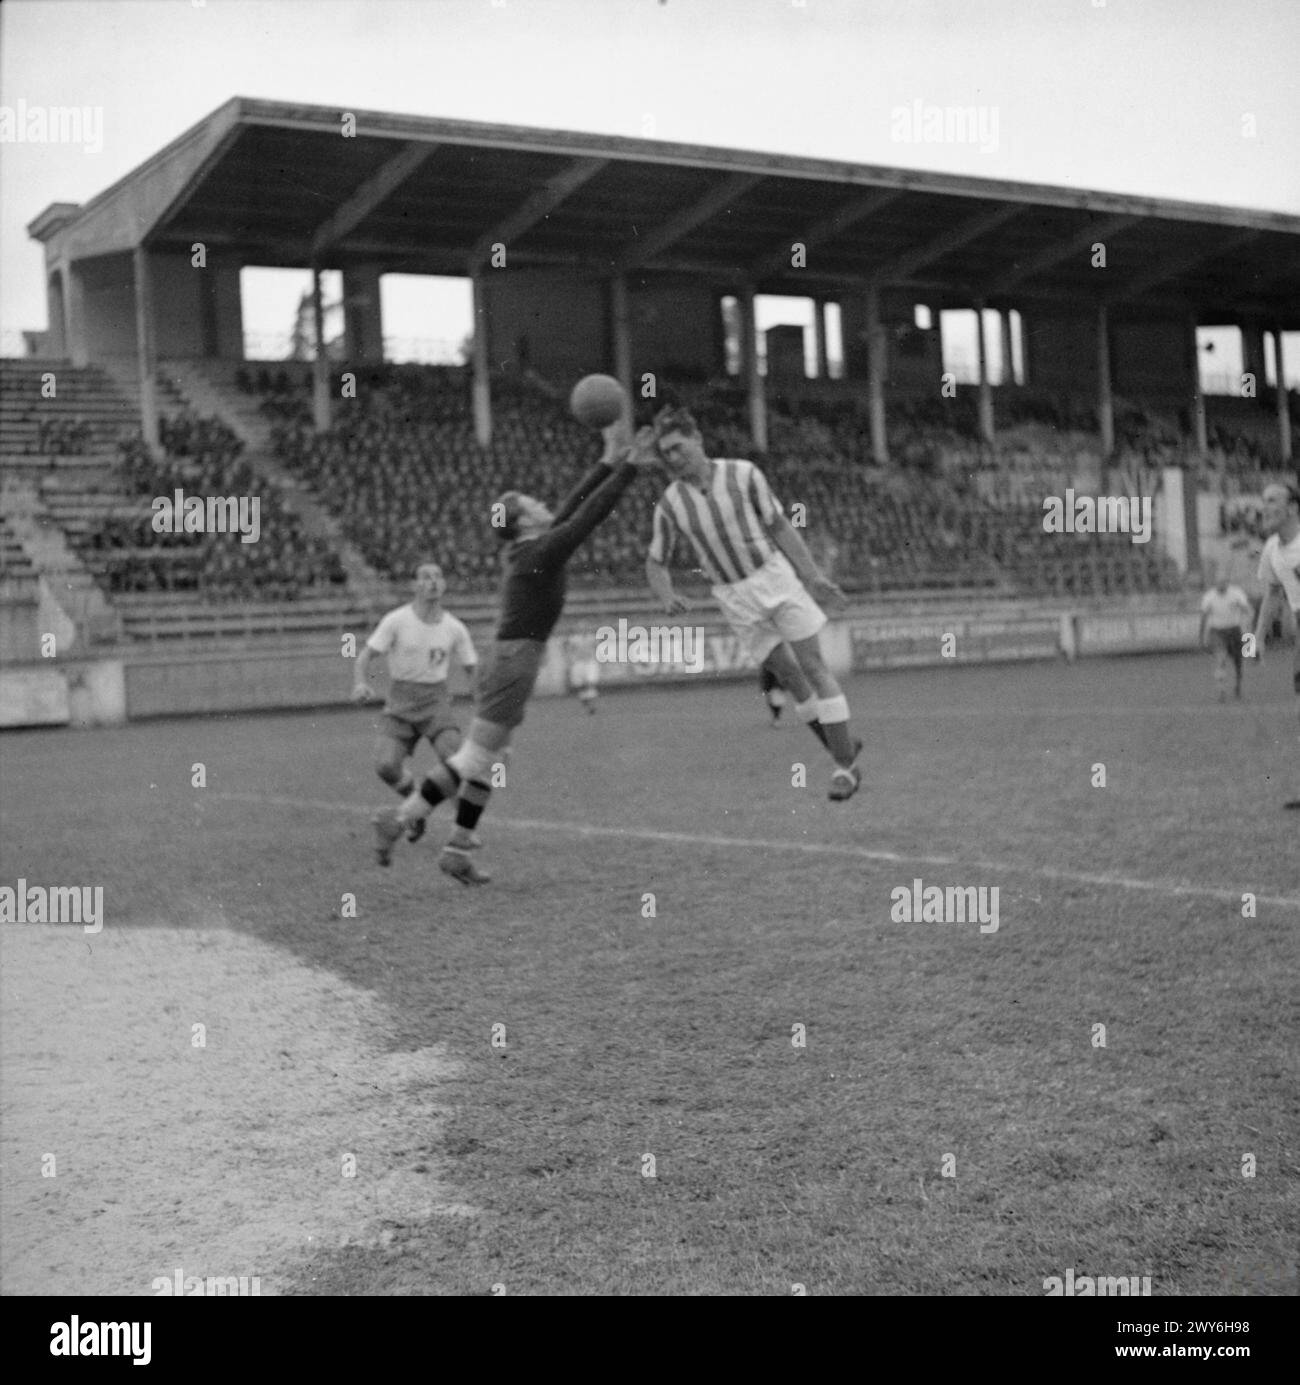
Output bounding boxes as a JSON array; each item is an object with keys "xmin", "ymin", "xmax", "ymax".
[
  {"xmin": 0, "ymin": 360, "xmax": 139, "ymax": 646},
  {"xmin": 0, "ymin": 477, "xmax": 122, "ymax": 647},
  {"xmin": 150, "ymin": 360, "xmax": 387, "ymax": 603}
]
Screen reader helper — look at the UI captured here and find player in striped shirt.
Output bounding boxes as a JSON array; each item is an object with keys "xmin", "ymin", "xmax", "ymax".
[
  {"xmin": 1251, "ymin": 480, "xmax": 1300, "ymax": 808},
  {"xmin": 642, "ymin": 406, "xmax": 862, "ymax": 800}
]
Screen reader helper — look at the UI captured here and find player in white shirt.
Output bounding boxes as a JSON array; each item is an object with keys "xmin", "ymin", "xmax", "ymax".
[
  {"xmin": 353, "ymin": 562, "xmax": 478, "ymax": 849},
  {"xmin": 642, "ymin": 405, "xmax": 861, "ymax": 801},
  {"xmin": 1251, "ymin": 481, "xmax": 1300, "ymax": 808},
  {"xmin": 1198, "ymin": 572, "xmax": 1253, "ymax": 700}
]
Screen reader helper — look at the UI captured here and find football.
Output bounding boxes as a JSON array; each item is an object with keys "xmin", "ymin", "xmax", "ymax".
[{"xmin": 569, "ymin": 373, "xmax": 627, "ymax": 429}]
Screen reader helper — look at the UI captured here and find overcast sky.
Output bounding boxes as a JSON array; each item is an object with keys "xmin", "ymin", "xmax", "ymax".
[{"xmin": 2, "ymin": 0, "xmax": 1298, "ymax": 369}]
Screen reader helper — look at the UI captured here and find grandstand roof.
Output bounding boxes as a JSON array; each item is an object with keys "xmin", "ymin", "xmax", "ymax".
[{"xmin": 29, "ymin": 96, "xmax": 1300, "ymax": 325}]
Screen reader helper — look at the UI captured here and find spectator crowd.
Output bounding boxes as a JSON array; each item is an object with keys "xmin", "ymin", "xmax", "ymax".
[{"xmin": 76, "ymin": 411, "xmax": 346, "ymax": 601}]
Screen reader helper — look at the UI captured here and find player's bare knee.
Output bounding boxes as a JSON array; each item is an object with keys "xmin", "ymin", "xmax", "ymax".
[
  {"xmin": 376, "ymin": 748, "xmax": 406, "ymax": 783},
  {"xmin": 432, "ymin": 727, "xmax": 462, "ymax": 760}
]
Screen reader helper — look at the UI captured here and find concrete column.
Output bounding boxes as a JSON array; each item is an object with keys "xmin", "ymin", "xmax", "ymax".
[
  {"xmin": 1097, "ymin": 301, "xmax": 1114, "ymax": 459},
  {"xmin": 975, "ymin": 302, "xmax": 994, "ymax": 444},
  {"xmin": 610, "ymin": 275, "xmax": 633, "ymax": 415},
  {"xmin": 813, "ymin": 296, "xmax": 830, "ymax": 380},
  {"xmin": 865, "ymin": 283, "xmax": 888, "ymax": 464},
  {"xmin": 65, "ymin": 262, "xmax": 89, "ymax": 367},
  {"xmin": 470, "ymin": 270, "xmax": 492, "ymax": 449},
  {"xmin": 1000, "ymin": 309, "xmax": 1015, "ymax": 386},
  {"xmin": 310, "ymin": 267, "xmax": 331, "ymax": 433},
  {"xmin": 1241, "ymin": 320, "xmax": 1266, "ymax": 395},
  {"xmin": 132, "ymin": 246, "xmax": 160, "ymax": 452},
  {"xmin": 740, "ymin": 282, "xmax": 767, "ymax": 452},
  {"xmin": 1188, "ymin": 316, "xmax": 1207, "ymax": 455},
  {"xmin": 199, "ymin": 261, "xmax": 220, "ymax": 358},
  {"xmin": 45, "ymin": 270, "xmax": 68, "ymax": 358},
  {"xmin": 1275, "ymin": 329, "xmax": 1293, "ymax": 464},
  {"xmin": 342, "ymin": 265, "xmax": 384, "ymax": 364}
]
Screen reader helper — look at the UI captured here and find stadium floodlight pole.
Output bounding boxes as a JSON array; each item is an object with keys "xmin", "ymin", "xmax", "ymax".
[
  {"xmin": 739, "ymin": 281, "xmax": 768, "ymax": 452},
  {"xmin": 1275, "ymin": 328, "xmax": 1293, "ymax": 465},
  {"xmin": 469, "ymin": 268, "xmax": 492, "ymax": 449},
  {"xmin": 974, "ymin": 298, "xmax": 994, "ymax": 446},
  {"xmin": 1097, "ymin": 300, "xmax": 1115, "ymax": 460},
  {"xmin": 864, "ymin": 282, "xmax": 889, "ymax": 464},
  {"xmin": 310, "ymin": 265, "xmax": 330, "ymax": 433},
  {"xmin": 131, "ymin": 245, "xmax": 160, "ymax": 453}
]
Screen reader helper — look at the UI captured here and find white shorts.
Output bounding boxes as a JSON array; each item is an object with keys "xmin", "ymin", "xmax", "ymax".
[{"xmin": 712, "ymin": 551, "xmax": 826, "ymax": 663}]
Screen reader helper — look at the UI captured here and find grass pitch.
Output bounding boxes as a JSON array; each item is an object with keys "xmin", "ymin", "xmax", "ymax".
[{"xmin": 2, "ymin": 651, "xmax": 1297, "ymax": 1294}]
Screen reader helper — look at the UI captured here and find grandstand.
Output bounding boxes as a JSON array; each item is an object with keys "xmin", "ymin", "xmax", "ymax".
[{"xmin": 2, "ymin": 98, "xmax": 1298, "ymax": 717}]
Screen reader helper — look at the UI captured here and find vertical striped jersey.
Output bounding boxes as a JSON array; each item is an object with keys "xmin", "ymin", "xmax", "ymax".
[{"xmin": 648, "ymin": 459, "xmax": 782, "ymax": 585}]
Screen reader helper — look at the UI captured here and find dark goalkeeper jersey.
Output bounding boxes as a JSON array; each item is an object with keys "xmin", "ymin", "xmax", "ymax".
[{"xmin": 495, "ymin": 459, "xmax": 639, "ymax": 642}]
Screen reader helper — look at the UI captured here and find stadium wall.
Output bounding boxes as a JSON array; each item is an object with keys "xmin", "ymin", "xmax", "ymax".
[
  {"xmin": 1021, "ymin": 312, "xmax": 1189, "ymax": 401},
  {"xmin": 151, "ymin": 251, "xmax": 244, "ymax": 359},
  {"xmin": 77, "ymin": 254, "xmax": 137, "ymax": 361},
  {"xmin": 0, "ymin": 597, "xmax": 1200, "ymax": 726},
  {"xmin": 1023, "ymin": 310, "xmax": 1099, "ymax": 392},
  {"xmin": 1111, "ymin": 317, "xmax": 1188, "ymax": 400},
  {"xmin": 628, "ymin": 280, "xmax": 719, "ymax": 381},
  {"xmin": 480, "ymin": 272, "xmax": 609, "ymax": 380}
]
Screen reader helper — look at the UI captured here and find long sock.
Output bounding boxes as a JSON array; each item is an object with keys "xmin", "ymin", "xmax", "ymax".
[
  {"xmin": 795, "ymin": 696, "xmax": 829, "ymax": 748},
  {"xmin": 400, "ymin": 761, "xmax": 460, "ymax": 822},
  {"xmin": 451, "ymin": 779, "xmax": 492, "ymax": 838},
  {"xmin": 818, "ymin": 694, "xmax": 856, "ymax": 767},
  {"xmin": 823, "ymin": 722, "xmax": 855, "ymax": 764}
]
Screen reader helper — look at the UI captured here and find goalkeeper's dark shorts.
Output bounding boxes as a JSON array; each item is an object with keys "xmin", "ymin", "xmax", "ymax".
[{"xmin": 476, "ymin": 638, "xmax": 547, "ymax": 729}]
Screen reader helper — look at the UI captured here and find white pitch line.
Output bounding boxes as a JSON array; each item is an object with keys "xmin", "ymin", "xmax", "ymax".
[
  {"xmin": 209, "ymin": 791, "xmax": 1300, "ymax": 912},
  {"xmin": 838, "ymin": 699, "xmax": 1297, "ymax": 722}
]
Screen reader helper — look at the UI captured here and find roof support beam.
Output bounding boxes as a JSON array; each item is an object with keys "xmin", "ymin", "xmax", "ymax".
[
  {"xmin": 468, "ymin": 156, "xmax": 607, "ymax": 268},
  {"xmin": 869, "ymin": 204, "xmax": 1023, "ymax": 284},
  {"xmin": 617, "ymin": 172, "xmax": 763, "ymax": 272},
  {"xmin": 310, "ymin": 142, "xmax": 435, "ymax": 257},
  {"xmin": 749, "ymin": 188, "xmax": 905, "ymax": 281},
  {"xmin": 984, "ymin": 215, "xmax": 1140, "ymax": 296}
]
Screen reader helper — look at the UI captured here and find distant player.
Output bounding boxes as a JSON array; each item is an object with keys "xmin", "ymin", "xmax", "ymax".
[
  {"xmin": 373, "ymin": 421, "xmax": 654, "ymax": 882},
  {"xmin": 566, "ymin": 631, "xmax": 601, "ymax": 713},
  {"xmin": 1198, "ymin": 570, "xmax": 1252, "ymax": 700},
  {"xmin": 1251, "ymin": 480, "xmax": 1300, "ymax": 807},
  {"xmin": 353, "ymin": 562, "xmax": 477, "ymax": 841},
  {"xmin": 641, "ymin": 405, "xmax": 861, "ymax": 800}
]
